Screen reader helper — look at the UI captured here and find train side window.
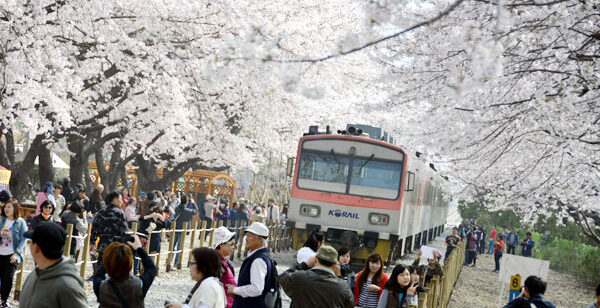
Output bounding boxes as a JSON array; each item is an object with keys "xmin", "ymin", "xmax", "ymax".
[{"xmin": 405, "ymin": 171, "xmax": 415, "ymax": 192}]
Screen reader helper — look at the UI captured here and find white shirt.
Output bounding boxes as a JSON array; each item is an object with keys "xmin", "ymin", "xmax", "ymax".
[
  {"xmin": 204, "ymin": 202, "xmax": 218, "ymax": 220},
  {"xmin": 233, "ymin": 248, "xmax": 268, "ymax": 298},
  {"xmin": 0, "ymin": 219, "xmax": 15, "ymax": 256},
  {"xmin": 185, "ymin": 277, "xmax": 226, "ymax": 308},
  {"xmin": 267, "ymin": 205, "xmax": 280, "ymax": 223},
  {"xmin": 296, "ymin": 247, "xmax": 317, "ymax": 264}
]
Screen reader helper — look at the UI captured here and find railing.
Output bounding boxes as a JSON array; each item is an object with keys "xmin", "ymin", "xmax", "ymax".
[
  {"xmin": 410, "ymin": 240, "xmax": 466, "ymax": 308},
  {"xmin": 12, "ymin": 219, "xmax": 292, "ymax": 300}
]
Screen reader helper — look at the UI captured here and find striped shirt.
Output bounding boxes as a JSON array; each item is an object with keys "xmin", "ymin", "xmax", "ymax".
[{"xmin": 358, "ymin": 278, "xmax": 380, "ymax": 308}]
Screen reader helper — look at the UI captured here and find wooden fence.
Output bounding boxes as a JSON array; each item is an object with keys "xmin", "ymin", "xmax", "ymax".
[
  {"xmin": 409, "ymin": 239, "xmax": 467, "ymax": 308},
  {"xmin": 13, "ymin": 220, "xmax": 292, "ymax": 300}
]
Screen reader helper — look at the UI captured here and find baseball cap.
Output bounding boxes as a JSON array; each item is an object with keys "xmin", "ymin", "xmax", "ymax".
[
  {"xmin": 212, "ymin": 226, "xmax": 236, "ymax": 249},
  {"xmin": 316, "ymin": 245, "xmax": 338, "ymax": 263},
  {"xmin": 24, "ymin": 222, "xmax": 66, "ymax": 259},
  {"xmin": 245, "ymin": 222, "xmax": 269, "ymax": 238},
  {"xmin": 147, "ymin": 191, "xmax": 156, "ymax": 200},
  {"xmin": 206, "ymin": 195, "xmax": 214, "ymax": 200},
  {"xmin": 76, "ymin": 183, "xmax": 85, "ymax": 191}
]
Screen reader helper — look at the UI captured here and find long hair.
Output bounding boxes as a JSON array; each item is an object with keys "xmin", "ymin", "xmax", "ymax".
[
  {"xmin": 356, "ymin": 253, "xmax": 384, "ymax": 293},
  {"xmin": 1, "ymin": 198, "xmax": 20, "ymax": 219},
  {"xmin": 384, "ymin": 264, "xmax": 410, "ymax": 295},
  {"xmin": 303, "ymin": 231, "xmax": 323, "ymax": 252},
  {"xmin": 90, "ymin": 189, "xmax": 102, "ymax": 205}
]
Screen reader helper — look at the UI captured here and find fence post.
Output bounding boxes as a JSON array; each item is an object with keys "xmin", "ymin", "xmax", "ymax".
[
  {"xmin": 13, "ymin": 252, "xmax": 25, "ymax": 300},
  {"xmin": 155, "ymin": 229, "xmax": 165, "ymax": 276},
  {"xmin": 80, "ymin": 224, "xmax": 92, "ymax": 279},
  {"xmin": 178, "ymin": 222, "xmax": 189, "ymax": 270},
  {"xmin": 187, "ymin": 221, "xmax": 198, "ymax": 267},
  {"xmin": 418, "ymin": 291, "xmax": 427, "ymax": 308},
  {"xmin": 431, "ymin": 276, "xmax": 440, "ymax": 307},
  {"xmin": 166, "ymin": 221, "xmax": 176, "ymax": 272},
  {"xmin": 236, "ymin": 221, "xmax": 245, "ymax": 259},
  {"xmin": 199, "ymin": 221, "xmax": 207, "ymax": 248},
  {"xmin": 230, "ymin": 220, "xmax": 240, "ymax": 262},
  {"xmin": 208, "ymin": 220, "xmax": 216, "ymax": 248},
  {"xmin": 63, "ymin": 224, "xmax": 74, "ymax": 257}
]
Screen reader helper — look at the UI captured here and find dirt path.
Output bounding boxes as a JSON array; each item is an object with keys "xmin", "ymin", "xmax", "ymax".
[{"xmin": 448, "ymin": 251, "xmax": 595, "ymax": 308}]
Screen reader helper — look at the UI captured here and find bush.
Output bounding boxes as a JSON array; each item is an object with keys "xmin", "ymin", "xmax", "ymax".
[{"xmin": 534, "ymin": 236, "xmax": 600, "ymax": 285}]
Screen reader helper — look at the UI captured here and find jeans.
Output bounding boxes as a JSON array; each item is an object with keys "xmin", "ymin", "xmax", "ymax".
[
  {"xmin": 444, "ymin": 247, "xmax": 454, "ymax": 262},
  {"xmin": 173, "ymin": 231, "xmax": 183, "ymax": 265},
  {"xmin": 507, "ymin": 245, "xmax": 515, "ymax": 254},
  {"xmin": 494, "ymin": 253, "xmax": 502, "ymax": 271},
  {"xmin": 487, "ymin": 240, "xmax": 494, "ymax": 254}
]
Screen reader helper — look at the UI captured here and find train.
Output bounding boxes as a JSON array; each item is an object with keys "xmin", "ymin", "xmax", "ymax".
[{"xmin": 286, "ymin": 124, "xmax": 449, "ymax": 267}]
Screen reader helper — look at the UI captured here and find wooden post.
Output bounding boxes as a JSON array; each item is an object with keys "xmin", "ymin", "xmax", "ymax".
[
  {"xmin": 431, "ymin": 276, "xmax": 440, "ymax": 307},
  {"xmin": 199, "ymin": 221, "xmax": 207, "ymax": 248},
  {"xmin": 155, "ymin": 229, "xmax": 164, "ymax": 276},
  {"xmin": 166, "ymin": 221, "xmax": 176, "ymax": 272},
  {"xmin": 80, "ymin": 224, "xmax": 92, "ymax": 279},
  {"xmin": 145, "ymin": 230, "xmax": 152, "ymax": 253},
  {"xmin": 178, "ymin": 222, "xmax": 188, "ymax": 269},
  {"xmin": 418, "ymin": 291, "xmax": 427, "ymax": 308},
  {"xmin": 236, "ymin": 221, "xmax": 245, "ymax": 259},
  {"xmin": 14, "ymin": 251, "xmax": 25, "ymax": 300},
  {"xmin": 208, "ymin": 220, "xmax": 216, "ymax": 248},
  {"xmin": 188, "ymin": 221, "xmax": 198, "ymax": 267},
  {"xmin": 63, "ymin": 224, "xmax": 74, "ymax": 257}
]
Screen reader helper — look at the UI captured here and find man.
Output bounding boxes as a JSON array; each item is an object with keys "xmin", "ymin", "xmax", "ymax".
[
  {"xmin": 266, "ymin": 199, "xmax": 280, "ymax": 224},
  {"xmin": 413, "ymin": 248, "xmax": 444, "ymax": 284},
  {"xmin": 226, "ymin": 222, "xmax": 273, "ymax": 308},
  {"xmin": 203, "ymin": 195, "xmax": 221, "ymax": 227},
  {"xmin": 173, "ymin": 194, "xmax": 196, "ymax": 268},
  {"xmin": 76, "ymin": 183, "xmax": 92, "ymax": 223},
  {"xmin": 279, "ymin": 245, "xmax": 354, "ymax": 308},
  {"xmin": 20, "ymin": 222, "xmax": 88, "ymax": 307},
  {"xmin": 444, "ymin": 227, "xmax": 460, "ymax": 261},
  {"xmin": 506, "ymin": 228, "xmax": 519, "ymax": 254},
  {"xmin": 521, "ymin": 232, "xmax": 535, "ymax": 257},
  {"xmin": 503, "ymin": 276, "xmax": 555, "ymax": 308},
  {"xmin": 586, "ymin": 283, "xmax": 600, "ymax": 308},
  {"xmin": 91, "ymin": 191, "xmax": 129, "ymax": 259},
  {"xmin": 488, "ymin": 226, "xmax": 497, "ymax": 254}
]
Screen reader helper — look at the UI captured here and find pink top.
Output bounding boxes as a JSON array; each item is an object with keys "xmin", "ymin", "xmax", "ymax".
[
  {"xmin": 220, "ymin": 258, "xmax": 237, "ymax": 308},
  {"xmin": 490, "ymin": 229, "xmax": 497, "ymax": 240},
  {"xmin": 124, "ymin": 205, "xmax": 138, "ymax": 222}
]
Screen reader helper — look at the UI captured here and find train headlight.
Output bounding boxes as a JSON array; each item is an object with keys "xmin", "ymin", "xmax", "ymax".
[
  {"xmin": 300, "ymin": 204, "xmax": 321, "ymax": 217},
  {"xmin": 368, "ymin": 213, "xmax": 389, "ymax": 225}
]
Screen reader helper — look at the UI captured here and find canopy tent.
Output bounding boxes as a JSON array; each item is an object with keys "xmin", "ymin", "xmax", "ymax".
[
  {"xmin": 34, "ymin": 153, "xmax": 70, "ymax": 169},
  {"xmin": 0, "ymin": 165, "xmax": 10, "ymax": 191}
]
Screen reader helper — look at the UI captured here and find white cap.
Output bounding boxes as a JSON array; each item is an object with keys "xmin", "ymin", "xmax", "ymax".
[
  {"xmin": 245, "ymin": 222, "xmax": 269, "ymax": 238},
  {"xmin": 206, "ymin": 195, "xmax": 214, "ymax": 200},
  {"xmin": 212, "ymin": 226, "xmax": 236, "ymax": 249}
]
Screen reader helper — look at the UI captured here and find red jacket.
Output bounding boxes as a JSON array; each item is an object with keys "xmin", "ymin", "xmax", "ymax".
[{"xmin": 353, "ymin": 270, "xmax": 389, "ymax": 305}]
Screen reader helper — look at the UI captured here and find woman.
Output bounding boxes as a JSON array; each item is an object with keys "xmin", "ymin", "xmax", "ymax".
[
  {"xmin": 166, "ymin": 247, "xmax": 226, "ymax": 308},
  {"xmin": 139, "ymin": 201, "xmax": 166, "ymax": 253},
  {"xmin": 36, "ymin": 182, "xmax": 55, "ymax": 215},
  {"xmin": 213, "ymin": 226, "xmax": 236, "ymax": 308},
  {"xmin": 280, "ymin": 204, "xmax": 289, "ymax": 223},
  {"xmin": 89, "ymin": 187, "xmax": 107, "ymax": 215},
  {"xmin": 493, "ymin": 235, "xmax": 505, "ymax": 272},
  {"xmin": 354, "ymin": 253, "xmax": 389, "ymax": 308},
  {"xmin": 250, "ymin": 207, "xmax": 263, "ymax": 223},
  {"xmin": 61, "ymin": 200, "xmax": 88, "ymax": 260},
  {"xmin": 297, "ymin": 231, "xmax": 323, "ymax": 264},
  {"xmin": 337, "ymin": 246, "xmax": 356, "ymax": 291},
  {"xmin": 94, "ymin": 235, "xmax": 157, "ymax": 307},
  {"xmin": 121, "ymin": 188, "xmax": 131, "ymax": 210},
  {"xmin": 124, "ymin": 198, "xmax": 139, "ymax": 227},
  {"xmin": 30, "ymin": 200, "xmax": 55, "ymax": 230},
  {"xmin": 466, "ymin": 228, "xmax": 478, "ymax": 266},
  {"xmin": 405, "ymin": 266, "xmax": 425, "ymax": 306},
  {"xmin": 376, "ymin": 264, "xmax": 418, "ymax": 308},
  {"xmin": 0, "ymin": 198, "xmax": 28, "ymax": 307}
]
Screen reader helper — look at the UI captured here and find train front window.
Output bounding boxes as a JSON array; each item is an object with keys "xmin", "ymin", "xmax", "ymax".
[
  {"xmin": 349, "ymin": 158, "xmax": 402, "ymax": 199},
  {"xmin": 297, "ymin": 151, "xmax": 350, "ymax": 194},
  {"xmin": 297, "ymin": 139, "xmax": 404, "ymax": 199}
]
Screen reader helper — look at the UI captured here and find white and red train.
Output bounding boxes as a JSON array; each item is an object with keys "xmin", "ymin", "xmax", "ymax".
[{"xmin": 287, "ymin": 124, "xmax": 448, "ymax": 266}]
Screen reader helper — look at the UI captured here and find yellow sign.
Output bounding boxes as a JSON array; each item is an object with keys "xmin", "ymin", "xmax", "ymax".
[{"xmin": 510, "ymin": 275, "xmax": 521, "ymax": 291}]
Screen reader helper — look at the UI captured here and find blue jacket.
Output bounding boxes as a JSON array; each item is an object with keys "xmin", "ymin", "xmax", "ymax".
[
  {"xmin": 503, "ymin": 294, "xmax": 556, "ymax": 308},
  {"xmin": 506, "ymin": 232, "xmax": 519, "ymax": 247},
  {"xmin": 0, "ymin": 217, "xmax": 28, "ymax": 263}
]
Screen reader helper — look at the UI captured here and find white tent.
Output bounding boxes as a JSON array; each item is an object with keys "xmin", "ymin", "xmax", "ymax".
[{"xmin": 34, "ymin": 153, "xmax": 70, "ymax": 169}]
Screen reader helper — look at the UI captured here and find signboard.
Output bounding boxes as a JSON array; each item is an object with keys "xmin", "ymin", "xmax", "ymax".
[
  {"xmin": 498, "ymin": 254, "xmax": 550, "ymax": 284},
  {"xmin": 0, "ymin": 165, "xmax": 10, "ymax": 191},
  {"xmin": 509, "ymin": 275, "xmax": 521, "ymax": 301}
]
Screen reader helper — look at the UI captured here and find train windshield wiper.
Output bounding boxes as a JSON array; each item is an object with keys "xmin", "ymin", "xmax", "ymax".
[{"xmin": 358, "ymin": 153, "xmax": 375, "ymax": 173}]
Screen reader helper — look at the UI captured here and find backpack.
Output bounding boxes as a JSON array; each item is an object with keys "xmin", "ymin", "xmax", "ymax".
[{"xmin": 264, "ymin": 259, "xmax": 282, "ymax": 308}]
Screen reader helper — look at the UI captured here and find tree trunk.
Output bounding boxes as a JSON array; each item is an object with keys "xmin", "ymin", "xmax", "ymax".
[
  {"xmin": 38, "ymin": 142, "xmax": 55, "ymax": 188},
  {"xmin": 9, "ymin": 135, "xmax": 44, "ymax": 200},
  {"xmin": 0, "ymin": 129, "xmax": 15, "ymax": 169},
  {"xmin": 68, "ymin": 135, "xmax": 86, "ymax": 186}
]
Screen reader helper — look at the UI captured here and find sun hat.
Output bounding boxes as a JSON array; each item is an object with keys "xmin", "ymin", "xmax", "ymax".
[
  {"xmin": 212, "ymin": 226, "xmax": 236, "ymax": 249},
  {"xmin": 245, "ymin": 222, "xmax": 269, "ymax": 238}
]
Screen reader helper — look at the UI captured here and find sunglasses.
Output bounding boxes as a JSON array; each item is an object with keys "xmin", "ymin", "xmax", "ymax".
[{"xmin": 43, "ymin": 205, "xmax": 53, "ymax": 209}]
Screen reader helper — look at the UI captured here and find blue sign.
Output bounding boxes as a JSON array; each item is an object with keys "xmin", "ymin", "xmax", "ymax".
[{"xmin": 509, "ymin": 290, "xmax": 520, "ymax": 301}]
